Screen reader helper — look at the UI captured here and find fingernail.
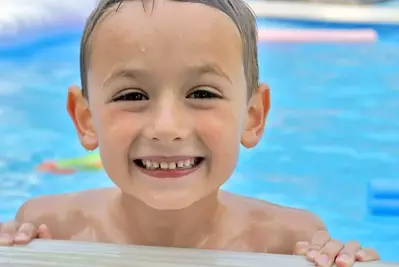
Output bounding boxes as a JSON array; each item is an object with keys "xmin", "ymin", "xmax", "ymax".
[
  {"xmin": 14, "ymin": 233, "xmax": 28, "ymax": 242},
  {"xmin": 307, "ymin": 250, "xmax": 317, "ymax": 260},
  {"xmin": 317, "ymin": 254, "xmax": 329, "ymax": 266},
  {"xmin": 356, "ymin": 250, "xmax": 367, "ymax": 260},
  {"xmin": 38, "ymin": 224, "xmax": 47, "ymax": 230},
  {"xmin": 338, "ymin": 253, "xmax": 351, "ymax": 263},
  {"xmin": 0, "ymin": 234, "xmax": 12, "ymax": 245}
]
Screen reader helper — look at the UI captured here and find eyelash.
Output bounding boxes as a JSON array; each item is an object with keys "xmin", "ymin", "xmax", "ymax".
[
  {"xmin": 112, "ymin": 88, "xmax": 222, "ymax": 102},
  {"xmin": 187, "ymin": 89, "xmax": 221, "ymax": 100},
  {"xmin": 113, "ymin": 91, "xmax": 149, "ymax": 102}
]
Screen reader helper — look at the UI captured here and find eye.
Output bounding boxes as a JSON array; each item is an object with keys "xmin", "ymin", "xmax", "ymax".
[
  {"xmin": 187, "ymin": 89, "xmax": 221, "ymax": 100},
  {"xmin": 113, "ymin": 91, "xmax": 149, "ymax": 102}
]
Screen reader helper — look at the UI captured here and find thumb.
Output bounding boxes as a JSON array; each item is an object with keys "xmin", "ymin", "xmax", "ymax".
[{"xmin": 37, "ymin": 224, "xmax": 52, "ymax": 239}]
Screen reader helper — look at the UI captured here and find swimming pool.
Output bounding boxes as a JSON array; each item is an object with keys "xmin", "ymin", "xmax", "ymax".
[{"xmin": 0, "ymin": 18, "xmax": 398, "ymax": 261}]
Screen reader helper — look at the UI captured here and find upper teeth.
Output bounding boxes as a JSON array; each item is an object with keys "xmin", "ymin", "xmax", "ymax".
[{"xmin": 142, "ymin": 159, "xmax": 196, "ymax": 170}]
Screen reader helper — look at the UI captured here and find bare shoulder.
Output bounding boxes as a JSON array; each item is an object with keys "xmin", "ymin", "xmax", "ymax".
[
  {"xmin": 266, "ymin": 201, "xmax": 326, "ymax": 241},
  {"xmin": 221, "ymin": 192, "xmax": 326, "ymax": 253},
  {"xmin": 15, "ymin": 187, "xmax": 115, "ymax": 239}
]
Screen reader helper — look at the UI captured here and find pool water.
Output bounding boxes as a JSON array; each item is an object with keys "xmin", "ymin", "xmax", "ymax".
[{"xmin": 0, "ymin": 19, "xmax": 398, "ymax": 261}]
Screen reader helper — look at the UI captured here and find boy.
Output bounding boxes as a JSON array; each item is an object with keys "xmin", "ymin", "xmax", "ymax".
[{"xmin": 0, "ymin": 0, "xmax": 379, "ymax": 266}]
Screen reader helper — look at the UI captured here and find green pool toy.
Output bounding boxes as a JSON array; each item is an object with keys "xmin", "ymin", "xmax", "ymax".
[{"xmin": 37, "ymin": 152, "xmax": 102, "ymax": 174}]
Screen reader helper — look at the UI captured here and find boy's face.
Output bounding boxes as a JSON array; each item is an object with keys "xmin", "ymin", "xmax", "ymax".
[{"xmin": 68, "ymin": 1, "xmax": 269, "ymax": 210}]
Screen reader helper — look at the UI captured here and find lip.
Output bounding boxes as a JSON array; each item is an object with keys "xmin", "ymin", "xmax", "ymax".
[{"xmin": 134, "ymin": 157, "xmax": 203, "ymax": 179}]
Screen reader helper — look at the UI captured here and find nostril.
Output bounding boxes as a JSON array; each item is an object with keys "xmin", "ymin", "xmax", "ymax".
[{"xmin": 151, "ymin": 136, "xmax": 183, "ymax": 142}]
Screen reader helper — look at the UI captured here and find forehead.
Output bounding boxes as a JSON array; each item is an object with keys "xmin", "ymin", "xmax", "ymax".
[{"xmin": 88, "ymin": 1, "xmax": 244, "ymax": 83}]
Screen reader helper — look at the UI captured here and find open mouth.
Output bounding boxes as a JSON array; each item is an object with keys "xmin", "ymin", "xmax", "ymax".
[{"xmin": 133, "ymin": 157, "xmax": 204, "ymax": 171}]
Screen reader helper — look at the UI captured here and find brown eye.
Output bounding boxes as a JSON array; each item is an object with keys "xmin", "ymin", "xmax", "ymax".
[
  {"xmin": 187, "ymin": 89, "xmax": 221, "ymax": 100},
  {"xmin": 113, "ymin": 92, "xmax": 149, "ymax": 101}
]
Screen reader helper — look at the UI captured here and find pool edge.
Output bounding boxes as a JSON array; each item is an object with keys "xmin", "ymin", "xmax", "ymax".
[{"xmin": 1, "ymin": 239, "xmax": 398, "ymax": 266}]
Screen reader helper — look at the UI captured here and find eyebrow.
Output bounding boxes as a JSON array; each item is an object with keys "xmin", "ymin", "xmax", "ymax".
[
  {"xmin": 184, "ymin": 63, "xmax": 232, "ymax": 83},
  {"xmin": 104, "ymin": 68, "xmax": 147, "ymax": 86},
  {"xmin": 103, "ymin": 62, "xmax": 232, "ymax": 85}
]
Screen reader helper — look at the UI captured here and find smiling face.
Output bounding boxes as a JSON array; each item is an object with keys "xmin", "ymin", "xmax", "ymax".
[{"xmin": 68, "ymin": 1, "xmax": 269, "ymax": 210}]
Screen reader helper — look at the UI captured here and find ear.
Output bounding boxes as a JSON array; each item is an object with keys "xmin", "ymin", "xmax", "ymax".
[
  {"xmin": 241, "ymin": 83, "xmax": 270, "ymax": 148},
  {"xmin": 67, "ymin": 85, "xmax": 98, "ymax": 151}
]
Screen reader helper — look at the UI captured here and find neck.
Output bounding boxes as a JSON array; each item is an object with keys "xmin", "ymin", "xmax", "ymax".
[{"xmin": 113, "ymin": 190, "xmax": 223, "ymax": 248}]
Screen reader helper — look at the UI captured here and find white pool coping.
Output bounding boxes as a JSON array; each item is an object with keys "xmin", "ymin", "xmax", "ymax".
[
  {"xmin": 248, "ymin": 0, "xmax": 399, "ymax": 25},
  {"xmin": 1, "ymin": 240, "xmax": 398, "ymax": 267}
]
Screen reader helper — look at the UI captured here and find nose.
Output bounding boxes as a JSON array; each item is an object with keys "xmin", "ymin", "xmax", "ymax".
[{"xmin": 144, "ymin": 97, "xmax": 190, "ymax": 143}]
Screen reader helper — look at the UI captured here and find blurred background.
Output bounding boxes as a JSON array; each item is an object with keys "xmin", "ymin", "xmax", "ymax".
[{"xmin": 0, "ymin": 0, "xmax": 398, "ymax": 262}]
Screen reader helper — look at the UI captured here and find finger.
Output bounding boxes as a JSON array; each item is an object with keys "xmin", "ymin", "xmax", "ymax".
[
  {"xmin": 13, "ymin": 223, "xmax": 38, "ymax": 245},
  {"xmin": 310, "ymin": 231, "xmax": 331, "ymax": 249},
  {"xmin": 356, "ymin": 248, "xmax": 380, "ymax": 261},
  {"xmin": 0, "ymin": 221, "xmax": 20, "ymax": 246},
  {"xmin": 294, "ymin": 241, "xmax": 310, "ymax": 255},
  {"xmin": 37, "ymin": 224, "xmax": 52, "ymax": 239},
  {"xmin": 315, "ymin": 240, "xmax": 344, "ymax": 267},
  {"xmin": 307, "ymin": 231, "xmax": 331, "ymax": 261},
  {"xmin": 335, "ymin": 241, "xmax": 361, "ymax": 267}
]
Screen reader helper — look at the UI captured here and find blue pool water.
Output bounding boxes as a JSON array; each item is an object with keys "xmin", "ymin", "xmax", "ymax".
[{"xmin": 0, "ymin": 19, "xmax": 398, "ymax": 261}]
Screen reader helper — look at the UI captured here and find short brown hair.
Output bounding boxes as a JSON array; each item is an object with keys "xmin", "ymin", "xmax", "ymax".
[{"xmin": 80, "ymin": 0, "xmax": 259, "ymax": 99}]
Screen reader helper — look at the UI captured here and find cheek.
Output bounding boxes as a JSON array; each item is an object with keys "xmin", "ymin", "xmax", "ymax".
[
  {"xmin": 93, "ymin": 106, "xmax": 141, "ymax": 160},
  {"xmin": 197, "ymin": 111, "xmax": 241, "ymax": 145},
  {"xmin": 195, "ymin": 102, "xmax": 245, "ymax": 169}
]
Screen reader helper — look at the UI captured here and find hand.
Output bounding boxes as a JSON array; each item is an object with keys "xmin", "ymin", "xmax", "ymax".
[
  {"xmin": 294, "ymin": 230, "xmax": 380, "ymax": 267},
  {"xmin": 0, "ymin": 221, "xmax": 51, "ymax": 246}
]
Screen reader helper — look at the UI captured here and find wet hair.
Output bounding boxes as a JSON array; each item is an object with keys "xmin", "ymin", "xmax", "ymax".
[{"xmin": 80, "ymin": 0, "xmax": 258, "ymax": 99}]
